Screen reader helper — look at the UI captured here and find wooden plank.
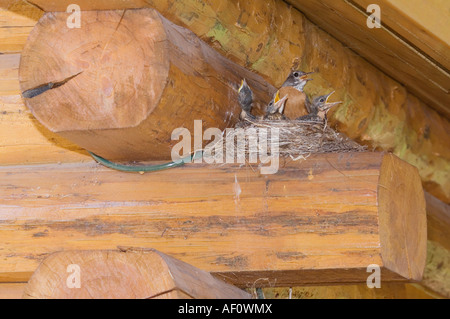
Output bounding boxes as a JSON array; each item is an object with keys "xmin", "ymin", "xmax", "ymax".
[
  {"xmin": 287, "ymin": 0, "xmax": 450, "ymax": 119},
  {"xmin": 0, "ymin": 53, "xmax": 20, "ymax": 94},
  {"xmin": 0, "ymin": 283, "xmax": 26, "ymax": 299},
  {"xmin": 262, "ymin": 283, "xmax": 441, "ymax": 299},
  {"xmin": 353, "ymin": 0, "xmax": 450, "ymax": 70},
  {"xmin": 5, "ymin": 283, "xmax": 443, "ymax": 299},
  {"xmin": 1, "ymin": 282, "xmax": 442, "ymax": 299},
  {"xmin": 23, "ymin": 249, "xmax": 251, "ymax": 299},
  {"xmin": 0, "ymin": 0, "xmax": 43, "ymax": 53},
  {"xmin": 0, "ymin": 152, "xmax": 427, "ymax": 287}
]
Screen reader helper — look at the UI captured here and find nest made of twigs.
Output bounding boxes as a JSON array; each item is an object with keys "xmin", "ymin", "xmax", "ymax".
[{"xmin": 202, "ymin": 118, "xmax": 367, "ymax": 163}]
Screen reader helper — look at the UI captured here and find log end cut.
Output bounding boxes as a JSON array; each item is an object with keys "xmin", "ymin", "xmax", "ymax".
[
  {"xmin": 22, "ymin": 248, "xmax": 251, "ymax": 299},
  {"xmin": 18, "ymin": 8, "xmax": 275, "ymax": 161},
  {"xmin": 378, "ymin": 153, "xmax": 427, "ymax": 281}
]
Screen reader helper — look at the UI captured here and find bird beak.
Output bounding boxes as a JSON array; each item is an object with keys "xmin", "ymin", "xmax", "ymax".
[
  {"xmin": 274, "ymin": 90, "xmax": 281, "ymax": 103},
  {"xmin": 238, "ymin": 79, "xmax": 246, "ymax": 93},
  {"xmin": 275, "ymin": 95, "xmax": 288, "ymax": 113},
  {"xmin": 300, "ymin": 71, "xmax": 314, "ymax": 79},
  {"xmin": 324, "ymin": 92, "xmax": 341, "ymax": 112},
  {"xmin": 325, "ymin": 91, "xmax": 335, "ymax": 101}
]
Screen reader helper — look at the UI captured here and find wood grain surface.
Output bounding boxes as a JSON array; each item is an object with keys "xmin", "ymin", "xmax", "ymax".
[
  {"xmin": 23, "ymin": 248, "xmax": 251, "ymax": 299},
  {"xmin": 0, "ymin": 152, "xmax": 427, "ymax": 287}
]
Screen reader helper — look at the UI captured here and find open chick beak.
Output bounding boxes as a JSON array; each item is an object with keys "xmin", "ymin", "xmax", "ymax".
[
  {"xmin": 323, "ymin": 91, "xmax": 342, "ymax": 112},
  {"xmin": 238, "ymin": 79, "xmax": 246, "ymax": 93},
  {"xmin": 274, "ymin": 95, "xmax": 288, "ymax": 113}
]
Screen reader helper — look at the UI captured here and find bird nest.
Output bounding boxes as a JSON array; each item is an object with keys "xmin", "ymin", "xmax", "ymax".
[{"xmin": 202, "ymin": 118, "xmax": 367, "ymax": 164}]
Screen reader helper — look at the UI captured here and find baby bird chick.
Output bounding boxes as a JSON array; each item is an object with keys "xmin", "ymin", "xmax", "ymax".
[
  {"xmin": 238, "ymin": 79, "xmax": 256, "ymax": 120},
  {"xmin": 296, "ymin": 91, "xmax": 341, "ymax": 123},
  {"xmin": 264, "ymin": 90, "xmax": 288, "ymax": 120}
]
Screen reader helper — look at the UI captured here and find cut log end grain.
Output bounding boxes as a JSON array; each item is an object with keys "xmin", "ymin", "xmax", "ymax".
[
  {"xmin": 19, "ymin": 8, "xmax": 276, "ymax": 161},
  {"xmin": 378, "ymin": 154, "xmax": 427, "ymax": 281},
  {"xmin": 23, "ymin": 248, "xmax": 252, "ymax": 299}
]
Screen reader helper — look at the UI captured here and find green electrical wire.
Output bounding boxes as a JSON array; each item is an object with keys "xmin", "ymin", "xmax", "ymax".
[{"xmin": 88, "ymin": 151, "xmax": 203, "ymax": 173}]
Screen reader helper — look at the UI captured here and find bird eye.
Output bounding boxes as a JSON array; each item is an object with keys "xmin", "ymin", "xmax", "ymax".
[
  {"xmin": 293, "ymin": 72, "xmax": 299, "ymax": 77},
  {"xmin": 320, "ymin": 98, "xmax": 325, "ymax": 102}
]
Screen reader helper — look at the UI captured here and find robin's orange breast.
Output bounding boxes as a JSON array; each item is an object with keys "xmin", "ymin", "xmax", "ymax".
[{"xmin": 278, "ymin": 86, "xmax": 309, "ymax": 120}]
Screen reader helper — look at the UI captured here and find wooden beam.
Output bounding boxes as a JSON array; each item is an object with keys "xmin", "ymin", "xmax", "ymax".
[
  {"xmin": 0, "ymin": 283, "xmax": 26, "ymax": 299},
  {"xmin": 1, "ymin": 1, "xmax": 449, "ymax": 202},
  {"xmin": 19, "ymin": 0, "xmax": 450, "ymax": 118},
  {"xmin": 353, "ymin": 0, "xmax": 450, "ymax": 70},
  {"xmin": 19, "ymin": 8, "xmax": 275, "ymax": 161},
  {"xmin": 0, "ymin": 0, "xmax": 43, "ymax": 53},
  {"xmin": 0, "ymin": 152, "xmax": 427, "ymax": 287},
  {"xmin": 287, "ymin": 0, "xmax": 450, "ymax": 119},
  {"xmin": 23, "ymin": 248, "xmax": 251, "ymax": 299},
  {"xmin": 261, "ymin": 283, "xmax": 442, "ymax": 299},
  {"xmin": 0, "ymin": 282, "xmax": 443, "ymax": 299}
]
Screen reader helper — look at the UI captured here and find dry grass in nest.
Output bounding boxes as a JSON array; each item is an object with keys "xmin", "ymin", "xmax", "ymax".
[{"xmin": 202, "ymin": 118, "xmax": 367, "ymax": 164}]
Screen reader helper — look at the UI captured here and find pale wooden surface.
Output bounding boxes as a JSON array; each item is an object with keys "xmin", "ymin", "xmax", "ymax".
[
  {"xmin": 0, "ymin": 283, "xmax": 26, "ymax": 299},
  {"xmin": 378, "ymin": 152, "xmax": 427, "ymax": 281},
  {"xmin": 23, "ymin": 248, "xmax": 251, "ymax": 299},
  {"xmin": 0, "ymin": 152, "xmax": 427, "ymax": 287},
  {"xmin": 262, "ymin": 283, "xmax": 441, "ymax": 299},
  {"xmin": 0, "ymin": 0, "xmax": 43, "ymax": 53}
]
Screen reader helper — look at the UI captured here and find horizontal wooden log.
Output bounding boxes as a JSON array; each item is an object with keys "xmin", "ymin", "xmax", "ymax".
[
  {"xmin": 23, "ymin": 248, "xmax": 251, "ymax": 299},
  {"xmin": 20, "ymin": 0, "xmax": 450, "ymax": 118},
  {"xmin": 0, "ymin": 1, "xmax": 43, "ymax": 53},
  {"xmin": 19, "ymin": 8, "xmax": 275, "ymax": 161},
  {"xmin": 3, "ymin": 1, "xmax": 448, "ymax": 202},
  {"xmin": 0, "ymin": 282, "xmax": 442, "ymax": 299},
  {"xmin": 261, "ymin": 283, "xmax": 441, "ymax": 299},
  {"xmin": 0, "ymin": 152, "xmax": 426, "ymax": 287}
]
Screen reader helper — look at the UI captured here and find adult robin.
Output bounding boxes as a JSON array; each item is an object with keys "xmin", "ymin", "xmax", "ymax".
[
  {"xmin": 296, "ymin": 91, "xmax": 341, "ymax": 123},
  {"xmin": 281, "ymin": 70, "xmax": 313, "ymax": 91},
  {"xmin": 264, "ymin": 90, "xmax": 288, "ymax": 120},
  {"xmin": 278, "ymin": 70, "xmax": 313, "ymax": 119}
]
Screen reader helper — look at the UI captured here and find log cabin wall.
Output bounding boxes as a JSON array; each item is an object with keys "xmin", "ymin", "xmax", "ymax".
[{"xmin": 0, "ymin": 0, "xmax": 449, "ymax": 298}]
